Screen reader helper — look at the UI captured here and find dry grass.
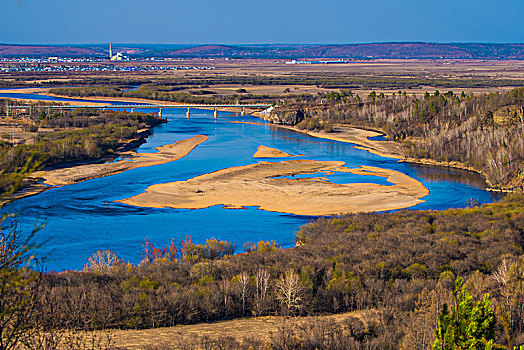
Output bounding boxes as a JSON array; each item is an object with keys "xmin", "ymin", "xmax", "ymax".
[
  {"xmin": 3, "ymin": 59, "xmax": 524, "ymax": 98},
  {"xmin": 98, "ymin": 311, "xmax": 371, "ymax": 350}
]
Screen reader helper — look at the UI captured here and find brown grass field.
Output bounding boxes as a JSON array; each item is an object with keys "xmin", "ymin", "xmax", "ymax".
[
  {"xmin": 93, "ymin": 311, "xmax": 372, "ymax": 350},
  {"xmin": 2, "ymin": 59, "xmax": 524, "ymax": 97}
]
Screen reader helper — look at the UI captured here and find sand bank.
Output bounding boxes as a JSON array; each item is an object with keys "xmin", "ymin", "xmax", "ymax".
[
  {"xmin": 32, "ymin": 135, "xmax": 208, "ymax": 186},
  {"xmin": 232, "ymin": 121, "xmax": 404, "ymax": 159},
  {"xmin": 119, "ymin": 160, "xmax": 428, "ymax": 216},
  {"xmin": 0, "ymin": 87, "xmax": 52, "ymax": 94},
  {"xmin": 253, "ymin": 145, "xmax": 299, "ymax": 158},
  {"xmin": 306, "ymin": 126, "xmax": 403, "ymax": 159}
]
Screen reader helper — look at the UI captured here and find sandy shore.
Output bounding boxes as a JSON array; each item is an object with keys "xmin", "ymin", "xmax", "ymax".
[
  {"xmin": 313, "ymin": 126, "xmax": 403, "ymax": 159},
  {"xmin": 295, "ymin": 126, "xmax": 404, "ymax": 159},
  {"xmin": 0, "ymin": 87, "xmax": 53, "ymax": 94},
  {"xmin": 119, "ymin": 160, "xmax": 428, "ymax": 216},
  {"xmin": 31, "ymin": 135, "xmax": 208, "ymax": 186},
  {"xmin": 253, "ymin": 145, "xmax": 299, "ymax": 158},
  {"xmin": 233, "ymin": 120, "xmax": 404, "ymax": 159}
]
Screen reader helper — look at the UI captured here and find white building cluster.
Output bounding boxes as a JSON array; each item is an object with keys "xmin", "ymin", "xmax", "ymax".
[{"xmin": 109, "ymin": 43, "xmax": 128, "ymax": 61}]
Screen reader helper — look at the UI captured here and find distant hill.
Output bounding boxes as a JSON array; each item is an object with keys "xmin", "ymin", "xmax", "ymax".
[
  {"xmin": 166, "ymin": 43, "xmax": 524, "ymax": 59},
  {"xmin": 0, "ymin": 44, "xmax": 103, "ymax": 57},
  {"xmin": 1, "ymin": 43, "xmax": 523, "ymax": 59}
]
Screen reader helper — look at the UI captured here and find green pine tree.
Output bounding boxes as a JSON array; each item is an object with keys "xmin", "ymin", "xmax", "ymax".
[{"xmin": 433, "ymin": 277, "xmax": 501, "ymax": 350}]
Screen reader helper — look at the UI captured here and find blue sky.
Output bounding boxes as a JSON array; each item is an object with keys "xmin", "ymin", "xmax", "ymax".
[{"xmin": 1, "ymin": 0, "xmax": 522, "ymax": 44}]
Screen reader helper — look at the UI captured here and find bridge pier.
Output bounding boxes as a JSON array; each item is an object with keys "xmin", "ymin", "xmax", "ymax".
[{"xmin": 3, "ymin": 104, "xmax": 273, "ymax": 121}]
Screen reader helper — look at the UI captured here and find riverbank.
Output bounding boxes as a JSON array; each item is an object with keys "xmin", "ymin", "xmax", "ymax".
[
  {"xmin": 233, "ymin": 118, "xmax": 403, "ymax": 159},
  {"xmin": 399, "ymin": 157, "xmax": 521, "ymax": 193},
  {"xmin": 3, "ymin": 89, "xmax": 506, "ymax": 197},
  {"xmin": 34, "ymin": 134, "xmax": 208, "ymax": 186},
  {"xmin": 241, "ymin": 118, "xmax": 510, "ymax": 192},
  {"xmin": 2, "ymin": 135, "xmax": 208, "ymax": 206},
  {"xmin": 45, "ymin": 91, "xmax": 502, "ymax": 192},
  {"xmin": 118, "ymin": 159, "xmax": 429, "ymax": 216},
  {"xmin": 30, "ymin": 91, "xmax": 401, "ymax": 160}
]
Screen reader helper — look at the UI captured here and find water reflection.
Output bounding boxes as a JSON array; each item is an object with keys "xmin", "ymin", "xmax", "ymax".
[{"xmin": 407, "ymin": 163, "xmax": 488, "ymax": 189}]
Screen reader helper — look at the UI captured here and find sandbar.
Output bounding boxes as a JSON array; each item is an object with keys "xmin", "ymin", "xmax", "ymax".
[
  {"xmin": 306, "ymin": 126, "xmax": 403, "ymax": 159},
  {"xmin": 232, "ymin": 121, "xmax": 404, "ymax": 159},
  {"xmin": 31, "ymin": 135, "xmax": 208, "ymax": 186},
  {"xmin": 118, "ymin": 160, "xmax": 428, "ymax": 216},
  {"xmin": 253, "ymin": 145, "xmax": 299, "ymax": 158}
]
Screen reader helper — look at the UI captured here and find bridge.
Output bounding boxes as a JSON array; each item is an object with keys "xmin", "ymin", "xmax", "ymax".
[{"xmin": 6, "ymin": 103, "xmax": 274, "ymax": 119}]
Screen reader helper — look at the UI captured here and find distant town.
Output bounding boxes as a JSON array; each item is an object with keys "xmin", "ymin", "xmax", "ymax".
[
  {"xmin": 0, "ymin": 61, "xmax": 215, "ymax": 73},
  {"xmin": 0, "ymin": 43, "xmax": 216, "ymax": 73}
]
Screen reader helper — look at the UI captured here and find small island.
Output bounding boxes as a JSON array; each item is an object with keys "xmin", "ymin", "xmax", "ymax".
[
  {"xmin": 253, "ymin": 145, "xmax": 298, "ymax": 158},
  {"xmin": 118, "ymin": 160, "xmax": 428, "ymax": 216}
]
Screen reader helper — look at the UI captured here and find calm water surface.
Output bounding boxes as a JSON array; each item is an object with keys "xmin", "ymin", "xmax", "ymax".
[{"xmin": 1, "ymin": 93, "xmax": 500, "ymax": 271}]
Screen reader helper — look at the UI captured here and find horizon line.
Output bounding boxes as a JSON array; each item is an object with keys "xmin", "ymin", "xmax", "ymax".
[{"xmin": 2, "ymin": 41, "xmax": 524, "ymax": 46}]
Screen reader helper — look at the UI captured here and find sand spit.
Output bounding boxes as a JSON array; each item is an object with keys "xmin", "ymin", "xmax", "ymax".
[
  {"xmin": 231, "ymin": 121, "xmax": 403, "ymax": 159},
  {"xmin": 32, "ymin": 135, "xmax": 208, "ymax": 186},
  {"xmin": 119, "ymin": 160, "xmax": 428, "ymax": 216},
  {"xmin": 306, "ymin": 126, "xmax": 403, "ymax": 159},
  {"xmin": 253, "ymin": 145, "xmax": 299, "ymax": 158}
]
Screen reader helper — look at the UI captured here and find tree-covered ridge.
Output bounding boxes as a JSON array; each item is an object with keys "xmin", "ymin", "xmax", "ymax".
[
  {"xmin": 0, "ymin": 102, "xmax": 164, "ymax": 197},
  {"xmin": 2, "ymin": 43, "xmax": 524, "ymax": 59},
  {"xmin": 282, "ymin": 88, "xmax": 524, "ymax": 189},
  {"xmin": 0, "ymin": 194, "xmax": 515, "ymax": 348}
]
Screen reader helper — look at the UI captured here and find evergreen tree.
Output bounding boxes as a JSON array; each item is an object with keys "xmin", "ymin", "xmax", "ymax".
[{"xmin": 433, "ymin": 277, "xmax": 501, "ymax": 350}]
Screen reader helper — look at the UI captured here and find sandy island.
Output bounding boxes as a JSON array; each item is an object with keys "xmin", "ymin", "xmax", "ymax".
[
  {"xmin": 118, "ymin": 160, "xmax": 428, "ymax": 216},
  {"xmin": 253, "ymin": 145, "xmax": 301, "ymax": 158},
  {"xmin": 31, "ymin": 135, "xmax": 208, "ymax": 186}
]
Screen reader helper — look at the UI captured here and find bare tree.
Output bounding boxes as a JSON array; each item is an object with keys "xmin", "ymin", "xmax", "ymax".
[
  {"xmin": 276, "ymin": 269, "xmax": 303, "ymax": 316},
  {"xmin": 232, "ymin": 272, "xmax": 250, "ymax": 315},
  {"xmin": 83, "ymin": 249, "xmax": 122, "ymax": 274},
  {"xmin": 218, "ymin": 278, "xmax": 231, "ymax": 312},
  {"xmin": 492, "ymin": 257, "xmax": 518, "ymax": 341},
  {"xmin": 253, "ymin": 269, "xmax": 271, "ymax": 316}
]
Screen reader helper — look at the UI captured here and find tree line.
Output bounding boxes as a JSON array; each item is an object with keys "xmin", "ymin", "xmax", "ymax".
[
  {"xmin": 2, "ymin": 194, "xmax": 524, "ymax": 348},
  {"xmin": 279, "ymin": 88, "xmax": 524, "ymax": 190},
  {"xmin": 0, "ymin": 100, "xmax": 164, "ymax": 198}
]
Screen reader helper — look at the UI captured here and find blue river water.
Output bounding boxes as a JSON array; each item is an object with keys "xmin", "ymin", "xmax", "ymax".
[{"xmin": 1, "ymin": 92, "xmax": 500, "ymax": 271}]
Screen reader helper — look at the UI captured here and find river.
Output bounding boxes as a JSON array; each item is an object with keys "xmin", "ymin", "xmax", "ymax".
[{"xmin": 0, "ymin": 91, "xmax": 500, "ymax": 271}]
